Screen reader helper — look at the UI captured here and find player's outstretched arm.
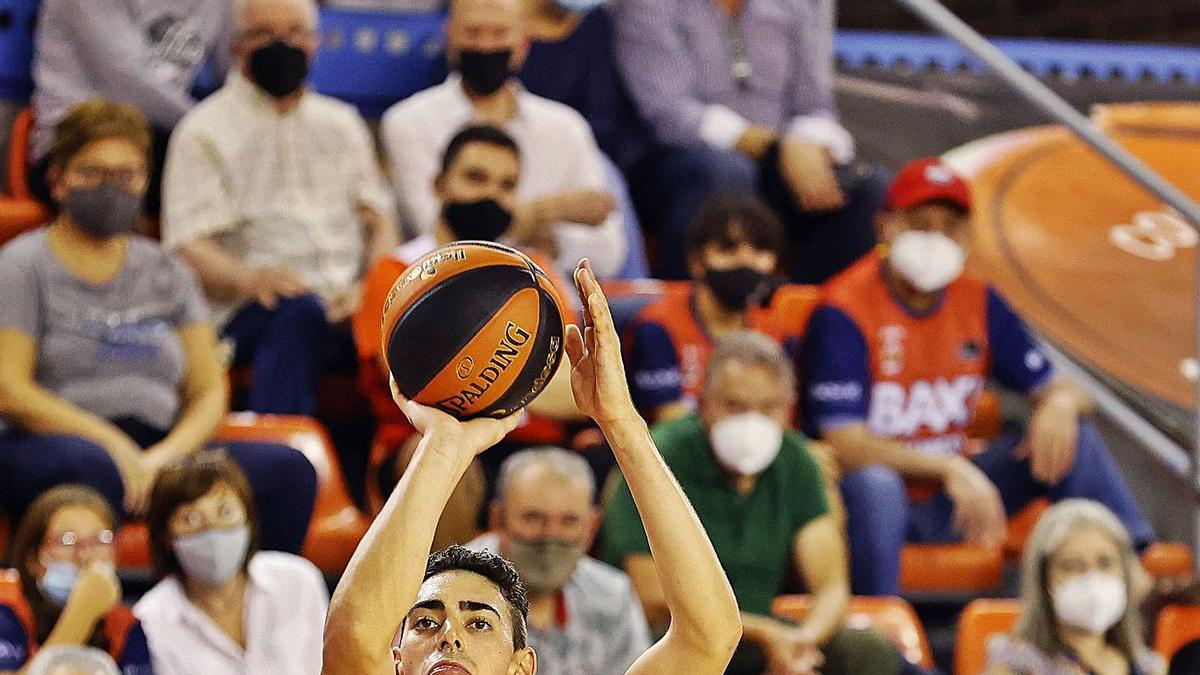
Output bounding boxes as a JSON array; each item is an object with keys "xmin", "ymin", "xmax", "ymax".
[
  {"xmin": 322, "ymin": 388, "xmax": 520, "ymax": 675},
  {"xmin": 566, "ymin": 260, "xmax": 742, "ymax": 675}
]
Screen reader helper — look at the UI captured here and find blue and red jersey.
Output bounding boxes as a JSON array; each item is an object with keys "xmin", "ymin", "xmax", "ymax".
[{"xmin": 803, "ymin": 251, "xmax": 1054, "ymax": 456}]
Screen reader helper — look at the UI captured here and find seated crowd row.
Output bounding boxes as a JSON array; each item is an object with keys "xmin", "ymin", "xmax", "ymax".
[{"xmin": 0, "ymin": 0, "xmax": 1194, "ymax": 673}]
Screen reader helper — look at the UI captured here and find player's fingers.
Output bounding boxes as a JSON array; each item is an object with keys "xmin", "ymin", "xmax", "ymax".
[{"xmin": 564, "ymin": 324, "xmax": 585, "ymax": 366}]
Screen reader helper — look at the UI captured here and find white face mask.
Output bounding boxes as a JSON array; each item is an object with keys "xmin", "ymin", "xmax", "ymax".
[
  {"xmin": 709, "ymin": 412, "xmax": 783, "ymax": 476},
  {"xmin": 1052, "ymin": 570, "xmax": 1128, "ymax": 634},
  {"xmin": 888, "ymin": 230, "xmax": 965, "ymax": 293}
]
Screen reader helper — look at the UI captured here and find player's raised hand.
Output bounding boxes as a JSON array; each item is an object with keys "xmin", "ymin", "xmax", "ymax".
[
  {"xmin": 390, "ymin": 375, "xmax": 521, "ymax": 458},
  {"xmin": 564, "ymin": 259, "xmax": 638, "ymax": 427}
]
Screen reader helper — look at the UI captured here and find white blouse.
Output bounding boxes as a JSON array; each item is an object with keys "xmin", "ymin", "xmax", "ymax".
[{"xmin": 134, "ymin": 552, "xmax": 329, "ymax": 675}]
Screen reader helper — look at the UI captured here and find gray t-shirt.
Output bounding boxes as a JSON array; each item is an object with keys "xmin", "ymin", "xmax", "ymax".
[
  {"xmin": 31, "ymin": 0, "xmax": 233, "ymax": 157},
  {"xmin": 0, "ymin": 229, "xmax": 208, "ymax": 431}
]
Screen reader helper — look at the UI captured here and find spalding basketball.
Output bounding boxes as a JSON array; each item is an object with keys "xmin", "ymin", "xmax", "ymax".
[{"xmin": 381, "ymin": 241, "xmax": 566, "ymax": 419}]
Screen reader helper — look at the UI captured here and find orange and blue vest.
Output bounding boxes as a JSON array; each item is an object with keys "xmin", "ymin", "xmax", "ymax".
[
  {"xmin": 0, "ymin": 570, "xmax": 152, "ymax": 673},
  {"xmin": 624, "ymin": 282, "xmax": 817, "ymax": 413},
  {"xmin": 803, "ymin": 251, "xmax": 1054, "ymax": 456}
]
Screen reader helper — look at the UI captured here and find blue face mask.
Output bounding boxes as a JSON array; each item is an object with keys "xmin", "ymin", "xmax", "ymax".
[
  {"xmin": 39, "ymin": 561, "xmax": 79, "ymax": 606},
  {"xmin": 173, "ymin": 525, "xmax": 251, "ymax": 587},
  {"xmin": 554, "ymin": 0, "xmax": 605, "ymax": 13}
]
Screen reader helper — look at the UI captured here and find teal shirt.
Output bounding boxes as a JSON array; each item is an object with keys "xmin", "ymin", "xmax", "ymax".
[{"xmin": 602, "ymin": 414, "xmax": 830, "ymax": 616}]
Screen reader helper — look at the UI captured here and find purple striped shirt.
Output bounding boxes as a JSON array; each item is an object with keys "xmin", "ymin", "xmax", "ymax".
[{"xmin": 613, "ymin": 0, "xmax": 852, "ymax": 159}]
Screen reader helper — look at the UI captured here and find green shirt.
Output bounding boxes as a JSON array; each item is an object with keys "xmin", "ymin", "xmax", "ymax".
[{"xmin": 601, "ymin": 414, "xmax": 830, "ymax": 616}]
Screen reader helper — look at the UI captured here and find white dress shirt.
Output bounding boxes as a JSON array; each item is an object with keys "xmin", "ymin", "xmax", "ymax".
[
  {"xmin": 133, "ymin": 552, "xmax": 329, "ymax": 675},
  {"xmin": 162, "ymin": 72, "xmax": 394, "ymax": 326},
  {"xmin": 380, "ymin": 74, "xmax": 627, "ymax": 279}
]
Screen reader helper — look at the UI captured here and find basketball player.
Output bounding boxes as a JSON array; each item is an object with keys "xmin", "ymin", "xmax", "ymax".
[{"xmin": 323, "ymin": 260, "xmax": 742, "ymax": 675}]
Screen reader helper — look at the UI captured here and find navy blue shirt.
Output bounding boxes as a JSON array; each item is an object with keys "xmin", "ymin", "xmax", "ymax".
[
  {"xmin": 0, "ymin": 604, "xmax": 154, "ymax": 674},
  {"xmin": 519, "ymin": 8, "xmax": 650, "ymax": 171}
]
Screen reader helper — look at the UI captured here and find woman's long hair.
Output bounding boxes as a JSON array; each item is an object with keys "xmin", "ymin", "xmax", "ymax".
[
  {"xmin": 9, "ymin": 485, "xmax": 117, "ymax": 646},
  {"xmin": 1013, "ymin": 499, "xmax": 1149, "ymax": 664}
]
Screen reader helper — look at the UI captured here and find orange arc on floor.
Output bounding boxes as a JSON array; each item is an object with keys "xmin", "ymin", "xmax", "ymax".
[{"xmin": 946, "ymin": 103, "xmax": 1200, "ymax": 409}]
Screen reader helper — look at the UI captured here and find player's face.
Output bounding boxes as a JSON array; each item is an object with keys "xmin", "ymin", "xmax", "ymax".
[
  {"xmin": 702, "ymin": 361, "xmax": 794, "ymax": 428},
  {"xmin": 890, "ymin": 202, "xmax": 971, "ymax": 249},
  {"xmin": 438, "ymin": 142, "xmax": 521, "ymax": 214},
  {"xmin": 395, "ymin": 570, "xmax": 535, "ymax": 675},
  {"xmin": 496, "ymin": 465, "xmax": 595, "ymax": 545}
]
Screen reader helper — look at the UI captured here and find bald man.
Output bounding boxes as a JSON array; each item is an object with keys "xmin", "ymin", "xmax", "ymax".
[
  {"xmin": 162, "ymin": 0, "xmax": 398, "ymax": 416},
  {"xmin": 380, "ymin": 0, "xmax": 629, "ymax": 280}
]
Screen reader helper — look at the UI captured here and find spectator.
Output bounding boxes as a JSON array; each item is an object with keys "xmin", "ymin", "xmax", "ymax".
[
  {"xmin": 0, "ymin": 100, "xmax": 317, "ymax": 555},
  {"xmin": 322, "ymin": 259, "xmax": 743, "ymax": 675},
  {"xmin": 353, "ymin": 124, "xmax": 584, "ymax": 547},
  {"xmin": 0, "ymin": 486, "xmax": 151, "ymax": 674},
  {"xmin": 134, "ymin": 453, "xmax": 329, "ymax": 675},
  {"xmin": 163, "ymin": 0, "xmax": 398, "ymax": 416},
  {"xmin": 25, "ymin": 646, "xmax": 121, "ymax": 675},
  {"xmin": 381, "ymin": 0, "xmax": 629, "ymax": 280},
  {"xmin": 985, "ymin": 499, "xmax": 1163, "ymax": 675},
  {"xmin": 614, "ymin": 0, "xmax": 886, "ymax": 283},
  {"xmin": 30, "ymin": 0, "xmax": 233, "ymax": 214},
  {"xmin": 624, "ymin": 193, "xmax": 802, "ymax": 423},
  {"xmin": 604, "ymin": 331, "xmax": 906, "ymax": 675},
  {"xmin": 465, "ymin": 448, "xmax": 651, "ymax": 674},
  {"xmin": 803, "ymin": 157, "xmax": 1154, "ymax": 596}
]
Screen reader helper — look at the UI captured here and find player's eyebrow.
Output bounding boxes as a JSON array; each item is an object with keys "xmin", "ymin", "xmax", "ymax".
[
  {"xmin": 406, "ymin": 599, "xmax": 446, "ymax": 619},
  {"xmin": 460, "ymin": 600, "xmax": 501, "ymax": 618}
]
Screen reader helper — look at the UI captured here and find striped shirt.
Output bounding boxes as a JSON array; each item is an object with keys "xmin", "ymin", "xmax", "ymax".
[{"xmin": 612, "ymin": 0, "xmax": 854, "ymax": 162}]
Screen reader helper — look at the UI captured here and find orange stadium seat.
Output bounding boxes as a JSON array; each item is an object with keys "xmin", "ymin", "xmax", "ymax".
[
  {"xmin": 1004, "ymin": 498, "xmax": 1050, "ymax": 561},
  {"xmin": 954, "ymin": 598, "xmax": 1021, "ymax": 675},
  {"xmin": 900, "ymin": 543, "xmax": 1004, "ymax": 593},
  {"xmin": 1141, "ymin": 542, "xmax": 1194, "ymax": 580},
  {"xmin": 1, "ymin": 107, "xmax": 50, "ymax": 245},
  {"xmin": 772, "ymin": 595, "xmax": 934, "ymax": 668},
  {"xmin": 1155, "ymin": 604, "xmax": 1200, "ymax": 662},
  {"xmin": 214, "ymin": 413, "xmax": 369, "ymax": 575}
]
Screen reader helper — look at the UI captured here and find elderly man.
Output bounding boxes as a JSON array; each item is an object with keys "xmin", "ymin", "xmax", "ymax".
[
  {"xmin": 162, "ymin": 0, "xmax": 397, "ymax": 416},
  {"xmin": 803, "ymin": 157, "xmax": 1154, "ymax": 597},
  {"xmin": 465, "ymin": 447, "xmax": 651, "ymax": 675},
  {"xmin": 381, "ymin": 0, "xmax": 628, "ymax": 280},
  {"xmin": 614, "ymin": 0, "xmax": 886, "ymax": 283},
  {"xmin": 605, "ymin": 331, "xmax": 906, "ymax": 675}
]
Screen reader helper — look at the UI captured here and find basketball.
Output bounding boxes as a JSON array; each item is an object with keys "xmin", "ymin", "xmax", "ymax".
[{"xmin": 380, "ymin": 240, "xmax": 567, "ymax": 420}]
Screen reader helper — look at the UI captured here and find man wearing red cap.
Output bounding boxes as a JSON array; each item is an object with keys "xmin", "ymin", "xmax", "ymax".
[{"xmin": 802, "ymin": 157, "xmax": 1153, "ymax": 595}]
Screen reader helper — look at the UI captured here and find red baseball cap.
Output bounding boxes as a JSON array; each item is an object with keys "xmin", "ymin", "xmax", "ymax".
[{"xmin": 886, "ymin": 157, "xmax": 972, "ymax": 212}]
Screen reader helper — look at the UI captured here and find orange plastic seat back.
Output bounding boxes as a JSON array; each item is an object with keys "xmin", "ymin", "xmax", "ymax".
[
  {"xmin": 8, "ymin": 108, "xmax": 35, "ymax": 199},
  {"xmin": 900, "ymin": 543, "xmax": 1004, "ymax": 592},
  {"xmin": 1155, "ymin": 604, "xmax": 1200, "ymax": 661},
  {"xmin": 214, "ymin": 413, "xmax": 369, "ymax": 575},
  {"xmin": 1003, "ymin": 498, "xmax": 1050, "ymax": 561},
  {"xmin": 1141, "ymin": 543, "xmax": 1194, "ymax": 581},
  {"xmin": 955, "ymin": 598, "xmax": 1021, "ymax": 675},
  {"xmin": 772, "ymin": 595, "xmax": 933, "ymax": 668},
  {"xmin": 115, "ymin": 523, "xmax": 151, "ymax": 570}
]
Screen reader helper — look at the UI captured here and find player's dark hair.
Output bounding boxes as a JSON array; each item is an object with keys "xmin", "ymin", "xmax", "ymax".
[
  {"xmin": 424, "ymin": 545, "xmax": 529, "ymax": 650},
  {"xmin": 440, "ymin": 124, "xmax": 521, "ymax": 175},
  {"xmin": 685, "ymin": 193, "xmax": 786, "ymax": 258}
]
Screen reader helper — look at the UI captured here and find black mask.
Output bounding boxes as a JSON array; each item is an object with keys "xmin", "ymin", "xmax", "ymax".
[
  {"xmin": 249, "ymin": 40, "xmax": 310, "ymax": 99},
  {"xmin": 64, "ymin": 183, "xmax": 143, "ymax": 240},
  {"xmin": 704, "ymin": 267, "xmax": 768, "ymax": 310},
  {"xmin": 443, "ymin": 198, "xmax": 513, "ymax": 241},
  {"xmin": 457, "ymin": 48, "xmax": 513, "ymax": 97}
]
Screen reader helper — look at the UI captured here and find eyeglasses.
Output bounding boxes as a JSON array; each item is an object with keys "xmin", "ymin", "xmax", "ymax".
[
  {"xmin": 43, "ymin": 529, "xmax": 115, "ymax": 557},
  {"xmin": 66, "ymin": 164, "xmax": 148, "ymax": 191}
]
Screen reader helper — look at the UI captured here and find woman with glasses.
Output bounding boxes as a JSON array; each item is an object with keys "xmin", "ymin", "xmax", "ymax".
[
  {"xmin": 0, "ymin": 99, "xmax": 317, "ymax": 556},
  {"xmin": 986, "ymin": 499, "xmax": 1165, "ymax": 675},
  {"xmin": 135, "ymin": 453, "xmax": 328, "ymax": 675},
  {"xmin": 0, "ymin": 485, "xmax": 153, "ymax": 674}
]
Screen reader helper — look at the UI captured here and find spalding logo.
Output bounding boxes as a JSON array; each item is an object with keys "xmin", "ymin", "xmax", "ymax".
[
  {"xmin": 456, "ymin": 356, "xmax": 475, "ymax": 379},
  {"xmin": 381, "ymin": 247, "xmax": 468, "ymax": 323},
  {"xmin": 436, "ymin": 322, "xmax": 531, "ymax": 415}
]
